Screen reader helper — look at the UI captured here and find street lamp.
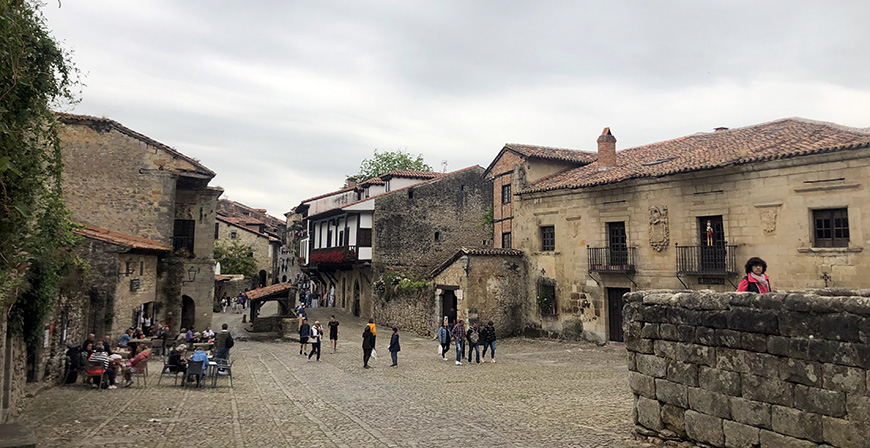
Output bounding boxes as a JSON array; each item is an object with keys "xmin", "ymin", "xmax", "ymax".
[{"xmin": 183, "ymin": 265, "xmax": 199, "ymax": 283}]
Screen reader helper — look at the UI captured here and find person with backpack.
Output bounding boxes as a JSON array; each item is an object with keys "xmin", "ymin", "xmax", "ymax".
[
  {"xmin": 737, "ymin": 257, "xmax": 772, "ymax": 293},
  {"xmin": 308, "ymin": 321, "xmax": 323, "ymax": 362},
  {"xmin": 299, "ymin": 318, "xmax": 310, "ymax": 356},
  {"xmin": 466, "ymin": 321, "xmax": 481, "ymax": 364},
  {"xmin": 215, "ymin": 323, "xmax": 234, "ymax": 360},
  {"xmin": 481, "ymin": 321, "xmax": 497, "ymax": 363}
]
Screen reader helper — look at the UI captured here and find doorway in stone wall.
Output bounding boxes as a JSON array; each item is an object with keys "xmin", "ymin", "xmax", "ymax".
[
  {"xmin": 441, "ymin": 289, "xmax": 458, "ymax": 324},
  {"xmin": 607, "ymin": 288, "xmax": 630, "ymax": 342},
  {"xmin": 181, "ymin": 295, "xmax": 195, "ymax": 331},
  {"xmin": 258, "ymin": 270, "xmax": 267, "ymax": 288}
]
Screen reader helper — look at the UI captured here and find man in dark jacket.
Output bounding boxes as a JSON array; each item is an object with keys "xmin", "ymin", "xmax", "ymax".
[
  {"xmin": 215, "ymin": 323, "xmax": 232, "ymax": 360},
  {"xmin": 466, "ymin": 322, "xmax": 481, "ymax": 364},
  {"xmin": 388, "ymin": 327, "xmax": 400, "ymax": 367},
  {"xmin": 299, "ymin": 319, "xmax": 310, "ymax": 355},
  {"xmin": 480, "ymin": 321, "xmax": 496, "ymax": 363}
]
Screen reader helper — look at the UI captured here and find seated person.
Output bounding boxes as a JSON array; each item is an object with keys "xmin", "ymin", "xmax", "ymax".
[
  {"xmin": 203, "ymin": 327, "xmax": 215, "ymax": 339},
  {"xmin": 79, "ymin": 341, "xmax": 94, "ymax": 369},
  {"xmin": 87, "ymin": 347, "xmax": 117, "ymax": 389},
  {"xmin": 101, "ymin": 335, "xmax": 113, "ymax": 355},
  {"xmin": 187, "ymin": 348, "xmax": 209, "ymax": 386},
  {"xmin": 118, "ymin": 328, "xmax": 134, "ymax": 348},
  {"xmin": 167, "ymin": 346, "xmax": 188, "ymax": 374},
  {"xmin": 185, "ymin": 328, "xmax": 195, "ymax": 343},
  {"xmin": 193, "ymin": 332, "xmax": 203, "ymax": 343},
  {"xmin": 175, "ymin": 328, "xmax": 187, "ymax": 344},
  {"xmin": 121, "ymin": 346, "xmax": 151, "ymax": 387}
]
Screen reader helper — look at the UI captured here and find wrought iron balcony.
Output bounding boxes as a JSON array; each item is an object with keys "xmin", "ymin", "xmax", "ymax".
[
  {"xmin": 675, "ymin": 244, "xmax": 738, "ymax": 275},
  {"xmin": 587, "ymin": 246, "xmax": 637, "ymax": 273}
]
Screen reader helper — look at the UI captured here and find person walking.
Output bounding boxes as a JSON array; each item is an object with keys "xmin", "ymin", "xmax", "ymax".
[
  {"xmin": 299, "ymin": 318, "xmax": 310, "ymax": 356},
  {"xmin": 388, "ymin": 327, "xmax": 400, "ymax": 367},
  {"xmin": 451, "ymin": 319, "xmax": 466, "ymax": 366},
  {"xmin": 308, "ymin": 321, "xmax": 323, "ymax": 361},
  {"xmin": 362, "ymin": 326, "xmax": 374, "ymax": 369},
  {"xmin": 437, "ymin": 320, "xmax": 451, "ymax": 361},
  {"xmin": 328, "ymin": 315, "xmax": 340, "ymax": 353},
  {"xmin": 737, "ymin": 257, "xmax": 772, "ymax": 293},
  {"xmin": 367, "ymin": 318, "xmax": 377, "ymax": 360},
  {"xmin": 481, "ymin": 321, "xmax": 497, "ymax": 363},
  {"xmin": 466, "ymin": 321, "xmax": 481, "ymax": 364}
]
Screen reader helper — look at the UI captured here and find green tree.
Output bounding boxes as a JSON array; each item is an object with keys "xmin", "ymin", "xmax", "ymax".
[
  {"xmin": 214, "ymin": 241, "xmax": 258, "ymax": 279},
  {"xmin": 350, "ymin": 148, "xmax": 432, "ymax": 183},
  {"xmin": 1, "ymin": 0, "xmax": 83, "ymax": 347}
]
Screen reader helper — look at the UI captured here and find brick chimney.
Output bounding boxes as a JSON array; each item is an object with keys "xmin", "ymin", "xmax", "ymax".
[
  {"xmin": 597, "ymin": 127, "xmax": 617, "ymax": 169},
  {"xmin": 346, "ymin": 177, "xmax": 357, "ymax": 188}
]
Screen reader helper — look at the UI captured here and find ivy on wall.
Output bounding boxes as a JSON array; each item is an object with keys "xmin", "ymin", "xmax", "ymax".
[{"xmin": 0, "ymin": 0, "xmax": 83, "ymax": 348}]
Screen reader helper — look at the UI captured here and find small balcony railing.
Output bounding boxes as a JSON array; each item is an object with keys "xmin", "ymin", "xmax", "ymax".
[
  {"xmin": 675, "ymin": 244, "xmax": 738, "ymax": 275},
  {"xmin": 308, "ymin": 245, "xmax": 359, "ymax": 266},
  {"xmin": 587, "ymin": 246, "xmax": 637, "ymax": 273}
]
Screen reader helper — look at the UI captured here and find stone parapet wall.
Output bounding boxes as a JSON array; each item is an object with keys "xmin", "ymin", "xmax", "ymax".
[
  {"xmin": 624, "ymin": 289, "xmax": 870, "ymax": 448},
  {"xmin": 374, "ymin": 287, "xmax": 436, "ymax": 337}
]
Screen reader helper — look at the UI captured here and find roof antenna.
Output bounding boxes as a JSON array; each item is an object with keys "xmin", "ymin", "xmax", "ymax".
[{"xmin": 441, "ymin": 160, "xmax": 448, "ymax": 172}]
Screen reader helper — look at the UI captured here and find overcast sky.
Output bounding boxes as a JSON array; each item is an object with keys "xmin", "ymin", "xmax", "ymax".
[{"xmin": 42, "ymin": 1, "xmax": 870, "ymax": 218}]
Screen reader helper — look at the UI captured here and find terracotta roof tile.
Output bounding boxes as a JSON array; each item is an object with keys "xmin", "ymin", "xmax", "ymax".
[
  {"xmin": 430, "ymin": 246, "xmax": 524, "ymax": 278},
  {"xmin": 74, "ymin": 225, "xmax": 171, "ymax": 252},
  {"xmin": 58, "ymin": 113, "xmax": 216, "ymax": 177},
  {"xmin": 523, "ymin": 118, "xmax": 870, "ymax": 194},
  {"xmin": 504, "ymin": 144, "xmax": 597, "ymax": 164},
  {"xmin": 378, "ymin": 170, "xmax": 444, "ymax": 180},
  {"xmin": 246, "ymin": 283, "xmax": 295, "ymax": 300}
]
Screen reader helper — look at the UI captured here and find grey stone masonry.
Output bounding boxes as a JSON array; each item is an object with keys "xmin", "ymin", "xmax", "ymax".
[{"xmin": 624, "ymin": 289, "xmax": 870, "ymax": 447}]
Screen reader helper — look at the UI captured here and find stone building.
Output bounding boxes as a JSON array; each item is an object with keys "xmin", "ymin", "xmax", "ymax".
[
  {"xmin": 215, "ymin": 215, "xmax": 281, "ymax": 287},
  {"xmin": 58, "ymin": 113, "xmax": 222, "ymax": 335},
  {"xmin": 296, "ymin": 167, "xmax": 490, "ymax": 320},
  {"xmin": 494, "ymin": 117, "xmax": 870, "ymax": 343}
]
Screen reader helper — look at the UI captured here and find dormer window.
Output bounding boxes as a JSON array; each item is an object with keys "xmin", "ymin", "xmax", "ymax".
[
  {"xmin": 365, "ymin": 187, "xmax": 370, "ymax": 198},
  {"xmin": 408, "ymin": 189, "xmax": 414, "ymax": 199}
]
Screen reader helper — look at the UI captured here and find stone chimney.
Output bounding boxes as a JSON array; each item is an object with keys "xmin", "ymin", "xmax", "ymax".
[
  {"xmin": 346, "ymin": 177, "xmax": 357, "ymax": 188},
  {"xmin": 597, "ymin": 127, "xmax": 617, "ymax": 169}
]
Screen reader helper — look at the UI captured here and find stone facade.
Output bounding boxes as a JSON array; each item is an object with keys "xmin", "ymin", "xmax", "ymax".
[
  {"xmin": 215, "ymin": 216, "xmax": 274, "ymax": 286},
  {"xmin": 58, "ymin": 114, "xmax": 222, "ymax": 335},
  {"xmin": 373, "ymin": 166, "xmax": 491, "ymax": 277},
  {"xmin": 625, "ymin": 289, "xmax": 870, "ymax": 448}
]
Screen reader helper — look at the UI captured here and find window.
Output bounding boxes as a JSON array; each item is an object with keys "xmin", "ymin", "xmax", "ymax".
[
  {"xmin": 502, "ymin": 232, "xmax": 512, "ymax": 248},
  {"xmin": 358, "ymin": 228, "xmax": 372, "ymax": 247},
  {"xmin": 230, "ymin": 230, "xmax": 237, "ymax": 240},
  {"xmin": 173, "ymin": 219, "xmax": 195, "ymax": 254},
  {"xmin": 385, "ymin": 180, "xmax": 391, "ymax": 192},
  {"xmin": 408, "ymin": 189, "xmax": 414, "ymax": 199},
  {"xmin": 434, "ymin": 231, "xmax": 441, "ymax": 242},
  {"xmin": 536, "ymin": 278, "xmax": 557, "ymax": 315},
  {"xmin": 139, "ymin": 261, "xmax": 144, "ymax": 276},
  {"xmin": 541, "ymin": 226, "xmax": 555, "ymax": 251},
  {"xmin": 214, "ymin": 222, "xmax": 219, "ymax": 239},
  {"xmin": 501, "ymin": 184, "xmax": 511, "ymax": 204},
  {"xmin": 813, "ymin": 208, "xmax": 849, "ymax": 247},
  {"xmin": 365, "ymin": 187, "xmax": 370, "ymax": 198}
]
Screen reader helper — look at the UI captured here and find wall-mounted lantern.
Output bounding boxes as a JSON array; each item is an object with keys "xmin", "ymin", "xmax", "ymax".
[
  {"xmin": 183, "ymin": 265, "xmax": 199, "ymax": 283},
  {"xmin": 460, "ymin": 254, "xmax": 469, "ymax": 276}
]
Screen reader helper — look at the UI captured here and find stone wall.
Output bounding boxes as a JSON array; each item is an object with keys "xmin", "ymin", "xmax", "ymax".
[
  {"xmin": 215, "ymin": 219, "xmax": 272, "ymax": 283},
  {"xmin": 373, "ymin": 286, "xmax": 437, "ymax": 337},
  {"xmin": 625, "ymin": 289, "xmax": 870, "ymax": 448}
]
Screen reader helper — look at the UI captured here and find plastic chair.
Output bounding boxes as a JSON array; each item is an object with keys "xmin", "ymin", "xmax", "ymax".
[
  {"xmin": 82, "ymin": 360, "xmax": 107, "ymax": 390},
  {"xmin": 212, "ymin": 358, "xmax": 234, "ymax": 388},
  {"xmin": 156, "ymin": 360, "xmax": 182, "ymax": 386},
  {"xmin": 183, "ymin": 360, "xmax": 205, "ymax": 388},
  {"xmin": 130, "ymin": 361, "xmax": 148, "ymax": 387}
]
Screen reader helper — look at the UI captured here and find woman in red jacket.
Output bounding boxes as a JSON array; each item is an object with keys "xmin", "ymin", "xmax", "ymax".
[{"xmin": 737, "ymin": 257, "xmax": 771, "ymax": 293}]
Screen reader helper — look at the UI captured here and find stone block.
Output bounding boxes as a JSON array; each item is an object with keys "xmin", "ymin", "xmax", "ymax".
[
  {"xmin": 822, "ymin": 416, "xmax": 870, "ymax": 448},
  {"xmin": 627, "ymin": 351, "xmax": 637, "ymax": 371},
  {"xmin": 768, "ymin": 335, "xmax": 790, "ymax": 356},
  {"xmin": 667, "ymin": 360, "xmax": 699, "ymax": 386},
  {"xmin": 755, "ymin": 292, "xmax": 787, "ymax": 310},
  {"xmin": 676, "ymin": 343, "xmax": 715, "ymax": 366},
  {"xmin": 699, "ymin": 367, "xmax": 741, "ymax": 396},
  {"xmin": 661, "ymin": 404, "xmax": 686, "ymax": 436},
  {"xmin": 818, "ymin": 313, "xmax": 861, "ymax": 342},
  {"xmin": 821, "ymin": 364, "xmax": 865, "ymax": 394},
  {"xmin": 740, "ymin": 333, "xmax": 768, "ymax": 353},
  {"xmin": 759, "ymin": 429, "xmax": 820, "ymax": 448},
  {"xmin": 729, "ymin": 292, "xmax": 754, "ymax": 307},
  {"xmin": 641, "ymin": 322, "xmax": 659, "ymax": 339},
  {"xmin": 678, "ymin": 325, "xmax": 696, "ymax": 342},
  {"xmin": 842, "ymin": 297, "xmax": 870, "ymax": 315},
  {"xmin": 742, "ymin": 373, "xmax": 794, "ymax": 407},
  {"xmin": 629, "ymin": 372, "xmax": 656, "ymax": 399},
  {"xmin": 807, "ymin": 339, "xmax": 858, "ymax": 367},
  {"xmin": 717, "ymin": 329, "xmax": 741, "ymax": 348},
  {"xmin": 644, "ymin": 293, "xmax": 676, "ymax": 306},
  {"xmin": 859, "ymin": 317, "xmax": 870, "ymax": 344},
  {"xmin": 728, "ymin": 308, "xmax": 778, "ymax": 334},
  {"xmin": 637, "ymin": 354, "xmax": 668, "ymax": 378},
  {"xmin": 779, "ymin": 311, "xmax": 820, "ymax": 337},
  {"xmin": 845, "ymin": 395, "xmax": 870, "ymax": 423},
  {"xmin": 723, "ymin": 419, "xmax": 760, "ymax": 448},
  {"xmin": 794, "ymin": 384, "xmax": 846, "ymax": 418},
  {"xmin": 789, "ymin": 337, "xmax": 811, "ymax": 360},
  {"xmin": 688, "ymin": 387, "xmax": 731, "ymax": 418},
  {"xmin": 778, "ymin": 358, "xmax": 822, "ymax": 387},
  {"xmin": 731, "ymin": 397, "xmax": 771, "ymax": 429},
  {"xmin": 696, "ymin": 326, "xmax": 716, "ymax": 346},
  {"xmin": 656, "ymin": 378, "xmax": 688, "ymax": 408},
  {"xmin": 654, "ymin": 340, "xmax": 677, "ymax": 359},
  {"xmin": 625, "ymin": 336, "xmax": 655, "ymax": 354},
  {"xmin": 685, "ymin": 409, "xmax": 724, "ymax": 446},
  {"xmin": 660, "ymin": 323, "xmax": 679, "ymax": 341},
  {"xmin": 743, "ymin": 351, "xmax": 780, "ymax": 379},
  {"xmin": 700, "ymin": 310, "xmax": 729, "ymax": 329},
  {"xmin": 641, "ymin": 304, "xmax": 668, "ymax": 322},
  {"xmin": 667, "ymin": 307, "xmax": 690, "ymax": 325},
  {"xmin": 717, "ymin": 347, "xmax": 750, "ymax": 373},
  {"xmin": 855, "ymin": 343, "xmax": 870, "ymax": 369},
  {"xmin": 636, "ymin": 396, "xmax": 663, "ymax": 430},
  {"xmin": 771, "ymin": 405, "xmax": 823, "ymax": 442}
]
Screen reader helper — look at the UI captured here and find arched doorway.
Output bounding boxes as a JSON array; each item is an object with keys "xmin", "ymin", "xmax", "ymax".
[
  {"xmin": 282, "ymin": 275, "xmax": 287, "ymax": 283},
  {"xmin": 181, "ymin": 295, "xmax": 195, "ymax": 331},
  {"xmin": 352, "ymin": 280, "xmax": 360, "ymax": 317},
  {"xmin": 258, "ymin": 270, "xmax": 267, "ymax": 287}
]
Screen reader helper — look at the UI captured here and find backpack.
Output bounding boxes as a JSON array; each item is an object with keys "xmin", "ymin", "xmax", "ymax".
[
  {"xmin": 468, "ymin": 328, "xmax": 480, "ymax": 344},
  {"xmin": 226, "ymin": 332, "xmax": 235, "ymax": 349}
]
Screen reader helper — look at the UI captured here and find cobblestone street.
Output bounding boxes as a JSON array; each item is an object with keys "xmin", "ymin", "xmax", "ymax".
[{"xmin": 19, "ymin": 307, "xmax": 647, "ymax": 447}]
